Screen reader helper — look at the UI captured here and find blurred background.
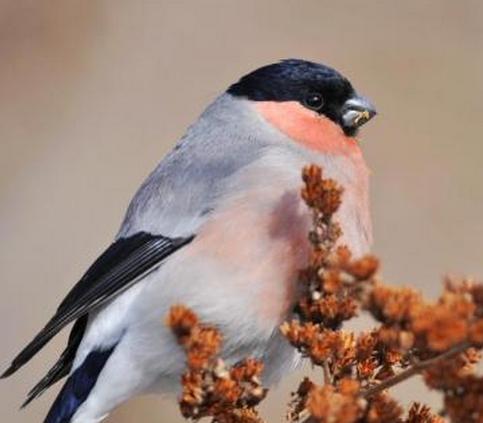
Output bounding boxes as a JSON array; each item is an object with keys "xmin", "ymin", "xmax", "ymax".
[{"xmin": 1, "ymin": 0, "xmax": 482, "ymax": 421}]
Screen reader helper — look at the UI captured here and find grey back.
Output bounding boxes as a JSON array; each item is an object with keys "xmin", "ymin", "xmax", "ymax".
[{"xmin": 117, "ymin": 94, "xmax": 274, "ymax": 238}]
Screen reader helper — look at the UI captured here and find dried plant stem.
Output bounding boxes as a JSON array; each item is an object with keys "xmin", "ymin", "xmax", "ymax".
[
  {"xmin": 362, "ymin": 341, "xmax": 472, "ymax": 398},
  {"xmin": 322, "ymin": 361, "xmax": 331, "ymax": 385}
]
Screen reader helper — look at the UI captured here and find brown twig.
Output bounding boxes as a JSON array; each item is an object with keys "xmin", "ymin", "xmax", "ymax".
[
  {"xmin": 361, "ymin": 341, "xmax": 472, "ymax": 398},
  {"xmin": 322, "ymin": 361, "xmax": 331, "ymax": 385}
]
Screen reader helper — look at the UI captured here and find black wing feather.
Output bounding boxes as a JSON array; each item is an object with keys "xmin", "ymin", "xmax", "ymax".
[{"xmin": 2, "ymin": 232, "xmax": 194, "ymax": 379}]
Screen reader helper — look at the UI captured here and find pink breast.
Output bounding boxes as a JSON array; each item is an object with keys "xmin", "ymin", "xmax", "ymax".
[{"xmin": 190, "ymin": 189, "xmax": 311, "ymax": 324}]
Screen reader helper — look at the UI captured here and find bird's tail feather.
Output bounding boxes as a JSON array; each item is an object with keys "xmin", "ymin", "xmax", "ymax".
[
  {"xmin": 44, "ymin": 346, "xmax": 115, "ymax": 423},
  {"xmin": 22, "ymin": 317, "xmax": 88, "ymax": 408}
]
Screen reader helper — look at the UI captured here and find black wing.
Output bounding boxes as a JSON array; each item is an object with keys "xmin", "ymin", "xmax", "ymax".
[{"xmin": 2, "ymin": 232, "xmax": 194, "ymax": 379}]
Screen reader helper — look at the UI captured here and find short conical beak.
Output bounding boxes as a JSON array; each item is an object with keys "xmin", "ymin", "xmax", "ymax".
[{"xmin": 341, "ymin": 95, "xmax": 377, "ymax": 130}]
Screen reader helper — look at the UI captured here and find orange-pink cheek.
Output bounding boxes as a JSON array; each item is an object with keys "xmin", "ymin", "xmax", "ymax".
[{"xmin": 256, "ymin": 101, "xmax": 360, "ymax": 156}]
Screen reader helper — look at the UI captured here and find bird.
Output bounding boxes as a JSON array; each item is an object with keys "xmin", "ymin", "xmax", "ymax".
[{"xmin": 2, "ymin": 59, "xmax": 376, "ymax": 422}]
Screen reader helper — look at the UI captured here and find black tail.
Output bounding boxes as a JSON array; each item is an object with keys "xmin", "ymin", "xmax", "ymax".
[
  {"xmin": 22, "ymin": 317, "xmax": 88, "ymax": 408},
  {"xmin": 44, "ymin": 346, "xmax": 115, "ymax": 423}
]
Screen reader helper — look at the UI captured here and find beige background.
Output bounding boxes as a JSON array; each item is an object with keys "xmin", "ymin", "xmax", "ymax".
[{"xmin": 1, "ymin": 1, "xmax": 482, "ymax": 421}]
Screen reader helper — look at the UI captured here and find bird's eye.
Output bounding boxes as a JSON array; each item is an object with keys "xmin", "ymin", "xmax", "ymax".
[{"xmin": 304, "ymin": 92, "xmax": 324, "ymax": 111}]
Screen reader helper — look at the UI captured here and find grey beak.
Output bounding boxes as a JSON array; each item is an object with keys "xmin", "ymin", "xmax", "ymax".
[{"xmin": 341, "ymin": 95, "xmax": 377, "ymax": 129}]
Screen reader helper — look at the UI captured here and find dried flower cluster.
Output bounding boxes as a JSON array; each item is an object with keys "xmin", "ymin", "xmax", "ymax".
[
  {"xmin": 168, "ymin": 164, "xmax": 483, "ymax": 423},
  {"xmin": 167, "ymin": 305, "xmax": 267, "ymax": 423},
  {"xmin": 282, "ymin": 164, "xmax": 483, "ymax": 423}
]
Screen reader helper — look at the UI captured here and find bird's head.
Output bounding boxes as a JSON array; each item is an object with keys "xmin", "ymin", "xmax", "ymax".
[{"xmin": 227, "ymin": 59, "xmax": 376, "ymax": 155}]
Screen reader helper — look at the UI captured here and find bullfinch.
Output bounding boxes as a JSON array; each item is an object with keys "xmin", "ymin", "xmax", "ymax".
[{"xmin": 2, "ymin": 59, "xmax": 377, "ymax": 422}]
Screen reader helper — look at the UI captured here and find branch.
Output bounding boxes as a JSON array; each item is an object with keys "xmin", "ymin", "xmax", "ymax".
[
  {"xmin": 361, "ymin": 341, "xmax": 472, "ymax": 398},
  {"xmin": 322, "ymin": 361, "xmax": 331, "ymax": 385}
]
